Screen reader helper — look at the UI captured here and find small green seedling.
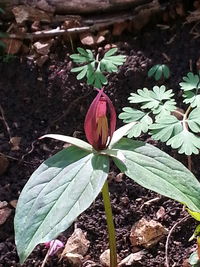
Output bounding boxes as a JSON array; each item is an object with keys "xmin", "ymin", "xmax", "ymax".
[
  {"xmin": 70, "ymin": 47, "xmax": 126, "ymax": 88},
  {"xmin": 148, "ymin": 64, "xmax": 170, "ymax": 81},
  {"xmin": 119, "ymin": 72, "xmax": 200, "ymax": 156}
]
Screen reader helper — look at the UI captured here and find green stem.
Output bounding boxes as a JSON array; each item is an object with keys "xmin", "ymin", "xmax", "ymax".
[{"xmin": 102, "ymin": 180, "xmax": 117, "ymax": 267}]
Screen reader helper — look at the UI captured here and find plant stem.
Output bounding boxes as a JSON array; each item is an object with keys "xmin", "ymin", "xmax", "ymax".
[{"xmin": 102, "ymin": 180, "xmax": 117, "ymax": 267}]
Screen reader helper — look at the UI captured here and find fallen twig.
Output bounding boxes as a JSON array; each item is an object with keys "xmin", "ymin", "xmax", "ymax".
[
  {"xmin": 165, "ymin": 215, "xmax": 190, "ymax": 267},
  {"xmin": 0, "ymin": 104, "xmax": 12, "ymax": 140}
]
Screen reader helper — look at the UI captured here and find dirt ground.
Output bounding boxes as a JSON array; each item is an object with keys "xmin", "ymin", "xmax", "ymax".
[{"xmin": 1, "ymin": 16, "xmax": 200, "ymax": 266}]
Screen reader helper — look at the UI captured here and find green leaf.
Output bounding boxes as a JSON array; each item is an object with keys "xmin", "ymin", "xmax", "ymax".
[
  {"xmin": 119, "ymin": 108, "xmax": 152, "ymax": 137},
  {"xmin": 128, "ymin": 86, "xmax": 174, "ymax": 110},
  {"xmin": 127, "ymin": 114, "xmax": 153, "ymax": 138},
  {"xmin": 155, "ymin": 65, "xmax": 163, "ymax": 81},
  {"xmin": 183, "ymin": 91, "xmax": 200, "ymax": 108},
  {"xmin": 93, "ymin": 69, "xmax": 107, "ymax": 89},
  {"xmin": 70, "ymin": 48, "xmax": 94, "ymax": 64},
  {"xmin": 150, "ymin": 115, "xmax": 182, "ymax": 142},
  {"xmin": 15, "ymin": 146, "xmax": 109, "ymax": 263},
  {"xmin": 148, "ymin": 65, "xmax": 159, "ymax": 78},
  {"xmin": 101, "ymin": 51, "xmax": 126, "ymax": 73},
  {"xmin": 119, "ymin": 108, "xmax": 147, "ymax": 123},
  {"xmin": 40, "ymin": 134, "xmax": 93, "ymax": 152},
  {"xmin": 112, "ymin": 138, "xmax": 200, "ymax": 212},
  {"xmin": 163, "ymin": 65, "xmax": 170, "ymax": 79},
  {"xmin": 179, "ymin": 72, "xmax": 200, "ymax": 91},
  {"xmin": 148, "ymin": 64, "xmax": 170, "ymax": 80},
  {"xmin": 166, "ymin": 130, "xmax": 200, "ymax": 155},
  {"xmin": 187, "ymin": 108, "xmax": 200, "ymax": 133},
  {"xmin": 104, "ymin": 48, "xmax": 118, "ymax": 57},
  {"xmin": 188, "ymin": 209, "xmax": 200, "ymax": 222},
  {"xmin": 153, "ymin": 100, "xmax": 176, "ymax": 118}
]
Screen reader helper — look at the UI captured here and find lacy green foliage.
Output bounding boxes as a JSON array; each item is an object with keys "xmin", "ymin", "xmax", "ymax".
[
  {"xmin": 119, "ymin": 72, "xmax": 200, "ymax": 155},
  {"xmin": 70, "ymin": 48, "xmax": 126, "ymax": 88},
  {"xmin": 148, "ymin": 64, "xmax": 170, "ymax": 81}
]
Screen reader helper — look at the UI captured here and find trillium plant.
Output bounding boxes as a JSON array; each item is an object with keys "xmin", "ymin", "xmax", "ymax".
[{"xmin": 15, "ymin": 89, "xmax": 200, "ymax": 267}]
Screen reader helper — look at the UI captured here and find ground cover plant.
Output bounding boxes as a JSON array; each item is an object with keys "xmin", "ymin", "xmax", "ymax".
[
  {"xmin": 2, "ymin": 10, "xmax": 200, "ymax": 266},
  {"xmin": 70, "ymin": 48, "xmax": 126, "ymax": 88},
  {"xmin": 119, "ymin": 69, "xmax": 200, "ymax": 266},
  {"xmin": 14, "ymin": 50, "xmax": 200, "ymax": 267}
]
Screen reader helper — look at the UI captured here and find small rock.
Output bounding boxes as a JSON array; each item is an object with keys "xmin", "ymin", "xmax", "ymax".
[
  {"xmin": 80, "ymin": 32, "xmax": 95, "ymax": 46},
  {"xmin": 115, "ymin": 173, "xmax": 124, "ymax": 182},
  {"xmin": 62, "ymin": 228, "xmax": 90, "ymax": 257},
  {"xmin": 35, "ymin": 55, "xmax": 49, "ymax": 67},
  {"xmin": 33, "ymin": 40, "xmax": 53, "ymax": 55},
  {"xmin": 0, "ymin": 201, "xmax": 12, "ymax": 225},
  {"xmin": 65, "ymin": 252, "xmax": 83, "ymax": 266},
  {"xmin": 10, "ymin": 136, "xmax": 21, "ymax": 151},
  {"xmin": 156, "ymin": 206, "xmax": 166, "ymax": 220},
  {"xmin": 0, "ymin": 154, "xmax": 9, "ymax": 176},
  {"xmin": 119, "ymin": 251, "xmax": 146, "ymax": 266},
  {"xmin": 130, "ymin": 218, "xmax": 168, "ymax": 248},
  {"xmin": 100, "ymin": 249, "xmax": 120, "ymax": 267}
]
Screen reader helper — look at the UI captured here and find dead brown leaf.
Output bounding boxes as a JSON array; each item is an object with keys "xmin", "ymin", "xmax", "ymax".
[{"xmin": 1, "ymin": 39, "xmax": 22, "ymax": 54}]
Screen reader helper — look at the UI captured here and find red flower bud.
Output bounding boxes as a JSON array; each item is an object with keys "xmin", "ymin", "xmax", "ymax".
[{"xmin": 84, "ymin": 89, "xmax": 116, "ymax": 150}]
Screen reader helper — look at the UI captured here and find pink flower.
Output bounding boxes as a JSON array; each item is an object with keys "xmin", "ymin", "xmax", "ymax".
[
  {"xmin": 44, "ymin": 239, "xmax": 64, "ymax": 256},
  {"xmin": 84, "ymin": 89, "xmax": 116, "ymax": 150}
]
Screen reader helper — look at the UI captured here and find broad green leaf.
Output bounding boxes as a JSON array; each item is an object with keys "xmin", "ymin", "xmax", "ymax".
[
  {"xmin": 40, "ymin": 134, "xmax": 93, "ymax": 152},
  {"xmin": 187, "ymin": 108, "xmax": 200, "ymax": 133},
  {"xmin": 150, "ymin": 115, "xmax": 182, "ymax": 142},
  {"xmin": 109, "ymin": 121, "xmax": 137, "ymax": 148},
  {"xmin": 15, "ymin": 146, "xmax": 109, "ymax": 263},
  {"xmin": 112, "ymin": 138, "xmax": 200, "ymax": 213},
  {"xmin": 167, "ymin": 130, "xmax": 200, "ymax": 155},
  {"xmin": 179, "ymin": 72, "xmax": 200, "ymax": 91}
]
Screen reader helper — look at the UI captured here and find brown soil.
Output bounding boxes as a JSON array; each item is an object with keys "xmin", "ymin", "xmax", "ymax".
[{"xmin": 0, "ymin": 18, "xmax": 200, "ymax": 267}]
